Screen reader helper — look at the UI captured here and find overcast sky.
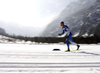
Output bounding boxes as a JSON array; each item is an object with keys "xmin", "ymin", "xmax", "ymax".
[{"xmin": 0, "ymin": 0, "xmax": 77, "ymax": 28}]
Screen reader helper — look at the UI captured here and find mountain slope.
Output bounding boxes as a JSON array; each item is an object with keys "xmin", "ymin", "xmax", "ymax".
[
  {"xmin": 41, "ymin": 0, "xmax": 100, "ymax": 38},
  {"xmin": 0, "ymin": 27, "xmax": 6, "ymax": 35}
]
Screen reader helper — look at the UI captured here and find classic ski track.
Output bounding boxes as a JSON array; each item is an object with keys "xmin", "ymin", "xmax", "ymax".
[{"xmin": 0, "ymin": 62, "xmax": 100, "ymax": 68}]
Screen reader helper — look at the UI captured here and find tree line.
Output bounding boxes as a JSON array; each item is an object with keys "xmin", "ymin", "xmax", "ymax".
[{"xmin": 5, "ymin": 34, "xmax": 99, "ymax": 44}]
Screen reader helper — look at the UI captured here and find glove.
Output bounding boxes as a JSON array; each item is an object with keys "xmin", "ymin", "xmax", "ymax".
[{"xmin": 58, "ymin": 34, "xmax": 61, "ymax": 36}]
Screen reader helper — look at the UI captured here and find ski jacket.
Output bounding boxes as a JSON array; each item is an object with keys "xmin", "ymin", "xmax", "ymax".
[{"xmin": 61, "ymin": 25, "xmax": 72, "ymax": 36}]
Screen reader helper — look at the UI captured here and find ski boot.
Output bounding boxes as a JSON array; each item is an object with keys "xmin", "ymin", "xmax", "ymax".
[
  {"xmin": 65, "ymin": 48, "xmax": 70, "ymax": 52},
  {"xmin": 77, "ymin": 45, "xmax": 80, "ymax": 50}
]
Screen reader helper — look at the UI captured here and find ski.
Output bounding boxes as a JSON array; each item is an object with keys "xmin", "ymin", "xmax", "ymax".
[{"xmin": 65, "ymin": 49, "xmax": 82, "ymax": 52}]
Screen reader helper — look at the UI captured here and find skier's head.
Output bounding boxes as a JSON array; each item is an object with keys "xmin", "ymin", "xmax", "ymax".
[{"xmin": 60, "ymin": 21, "xmax": 64, "ymax": 27}]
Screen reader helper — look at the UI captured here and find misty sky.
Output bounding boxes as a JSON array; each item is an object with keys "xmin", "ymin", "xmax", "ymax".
[
  {"xmin": 0, "ymin": 0, "xmax": 77, "ymax": 27},
  {"xmin": 0, "ymin": 0, "xmax": 78, "ymax": 37}
]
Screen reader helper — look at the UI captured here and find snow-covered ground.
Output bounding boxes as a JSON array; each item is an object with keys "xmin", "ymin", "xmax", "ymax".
[{"xmin": 0, "ymin": 43, "xmax": 100, "ymax": 73}]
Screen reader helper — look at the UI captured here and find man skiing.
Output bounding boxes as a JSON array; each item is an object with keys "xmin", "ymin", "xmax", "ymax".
[{"xmin": 58, "ymin": 21, "xmax": 80, "ymax": 52}]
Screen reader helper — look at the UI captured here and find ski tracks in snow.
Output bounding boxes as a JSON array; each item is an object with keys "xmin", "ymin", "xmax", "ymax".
[{"xmin": 0, "ymin": 44, "xmax": 100, "ymax": 73}]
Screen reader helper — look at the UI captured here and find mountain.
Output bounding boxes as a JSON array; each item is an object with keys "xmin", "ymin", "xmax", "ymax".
[
  {"xmin": 41, "ymin": 0, "xmax": 100, "ymax": 39},
  {"xmin": 0, "ymin": 21, "xmax": 41, "ymax": 37},
  {"xmin": 0, "ymin": 27, "xmax": 6, "ymax": 35}
]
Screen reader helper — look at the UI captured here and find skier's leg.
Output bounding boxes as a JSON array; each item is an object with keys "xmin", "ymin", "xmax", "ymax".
[
  {"xmin": 69, "ymin": 35, "xmax": 80, "ymax": 50},
  {"xmin": 66, "ymin": 38, "xmax": 70, "ymax": 51},
  {"xmin": 69, "ymin": 37, "xmax": 77, "ymax": 45}
]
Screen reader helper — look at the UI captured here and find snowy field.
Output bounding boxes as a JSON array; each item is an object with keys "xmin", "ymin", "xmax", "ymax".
[{"xmin": 0, "ymin": 43, "xmax": 100, "ymax": 73}]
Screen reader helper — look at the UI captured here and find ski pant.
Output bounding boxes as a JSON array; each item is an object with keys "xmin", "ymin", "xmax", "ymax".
[{"xmin": 66, "ymin": 33, "xmax": 77, "ymax": 49}]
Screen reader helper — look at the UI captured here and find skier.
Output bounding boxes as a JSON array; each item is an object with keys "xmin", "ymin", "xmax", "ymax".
[{"xmin": 58, "ymin": 21, "xmax": 80, "ymax": 52}]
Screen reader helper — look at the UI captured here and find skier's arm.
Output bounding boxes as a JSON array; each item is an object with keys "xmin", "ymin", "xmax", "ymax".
[
  {"xmin": 58, "ymin": 30, "xmax": 65, "ymax": 36},
  {"xmin": 60, "ymin": 30, "xmax": 65, "ymax": 35},
  {"xmin": 59, "ymin": 27, "xmax": 67, "ymax": 36}
]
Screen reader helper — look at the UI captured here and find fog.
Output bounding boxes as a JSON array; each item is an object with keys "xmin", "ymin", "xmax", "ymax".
[
  {"xmin": 0, "ymin": 0, "xmax": 78, "ymax": 37},
  {"xmin": 0, "ymin": 21, "xmax": 42, "ymax": 37}
]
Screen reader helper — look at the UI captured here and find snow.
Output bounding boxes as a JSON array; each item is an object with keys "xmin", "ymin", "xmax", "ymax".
[
  {"xmin": 0, "ymin": 43, "xmax": 100, "ymax": 73},
  {"xmin": 82, "ymin": 33, "xmax": 88, "ymax": 37},
  {"xmin": 87, "ymin": 13, "xmax": 92, "ymax": 17},
  {"xmin": 73, "ymin": 32, "xmax": 79, "ymax": 37}
]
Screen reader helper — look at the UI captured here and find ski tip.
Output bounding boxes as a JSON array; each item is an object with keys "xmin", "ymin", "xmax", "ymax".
[
  {"xmin": 65, "ymin": 50, "xmax": 70, "ymax": 52},
  {"xmin": 65, "ymin": 49, "xmax": 83, "ymax": 52}
]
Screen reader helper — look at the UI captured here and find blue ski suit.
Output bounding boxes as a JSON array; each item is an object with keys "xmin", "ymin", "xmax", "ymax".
[{"xmin": 61, "ymin": 25, "xmax": 77, "ymax": 48}]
